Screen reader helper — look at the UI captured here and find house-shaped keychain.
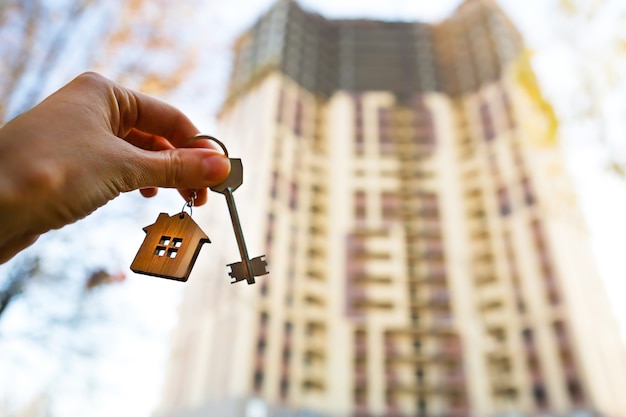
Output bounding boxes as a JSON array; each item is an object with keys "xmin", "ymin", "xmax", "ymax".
[{"xmin": 131, "ymin": 212, "xmax": 210, "ymax": 282}]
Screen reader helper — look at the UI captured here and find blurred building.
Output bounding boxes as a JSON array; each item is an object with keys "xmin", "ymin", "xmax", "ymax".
[{"xmin": 155, "ymin": 1, "xmax": 626, "ymax": 416}]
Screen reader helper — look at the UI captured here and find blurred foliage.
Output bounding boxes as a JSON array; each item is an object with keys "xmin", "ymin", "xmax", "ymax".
[
  {"xmin": 0, "ymin": 0, "xmax": 202, "ymax": 316},
  {"xmin": 0, "ymin": 0, "xmax": 207, "ymax": 415},
  {"xmin": 0, "ymin": 0, "xmax": 204, "ymax": 123},
  {"xmin": 553, "ymin": 0, "xmax": 626, "ymax": 176},
  {"xmin": 514, "ymin": 50, "xmax": 559, "ymax": 146},
  {"xmin": 92, "ymin": 0, "xmax": 202, "ymax": 95},
  {"xmin": 0, "ymin": 256, "xmax": 40, "ymax": 319}
]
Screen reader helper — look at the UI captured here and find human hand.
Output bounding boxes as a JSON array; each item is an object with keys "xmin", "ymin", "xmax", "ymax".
[{"xmin": 0, "ymin": 72, "xmax": 231, "ymax": 263}]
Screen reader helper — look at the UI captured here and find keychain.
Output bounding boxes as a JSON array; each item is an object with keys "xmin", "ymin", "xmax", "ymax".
[
  {"xmin": 130, "ymin": 191, "xmax": 209, "ymax": 282},
  {"xmin": 131, "ymin": 135, "xmax": 268, "ymax": 284}
]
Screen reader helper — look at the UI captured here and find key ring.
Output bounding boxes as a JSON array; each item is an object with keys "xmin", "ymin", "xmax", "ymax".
[
  {"xmin": 180, "ymin": 190, "xmax": 197, "ymax": 218},
  {"xmin": 179, "ymin": 135, "xmax": 228, "ymax": 219},
  {"xmin": 191, "ymin": 134, "xmax": 229, "ymax": 157}
]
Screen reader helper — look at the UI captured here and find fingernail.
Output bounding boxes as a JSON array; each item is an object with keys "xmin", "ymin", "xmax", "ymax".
[{"xmin": 202, "ymin": 154, "xmax": 230, "ymax": 182}]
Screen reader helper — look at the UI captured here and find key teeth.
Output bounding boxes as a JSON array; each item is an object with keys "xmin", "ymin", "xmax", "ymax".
[
  {"xmin": 228, "ymin": 270, "xmax": 247, "ymax": 284},
  {"xmin": 226, "ymin": 255, "xmax": 269, "ymax": 285},
  {"xmin": 251, "ymin": 255, "xmax": 269, "ymax": 276},
  {"xmin": 227, "ymin": 263, "xmax": 256, "ymax": 285}
]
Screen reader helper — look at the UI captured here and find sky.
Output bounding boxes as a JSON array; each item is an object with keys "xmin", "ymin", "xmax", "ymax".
[{"xmin": 2, "ymin": 0, "xmax": 626, "ymax": 416}]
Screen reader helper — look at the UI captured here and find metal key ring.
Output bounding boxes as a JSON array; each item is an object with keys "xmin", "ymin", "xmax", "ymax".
[
  {"xmin": 180, "ymin": 190, "xmax": 196, "ymax": 218},
  {"xmin": 191, "ymin": 134, "xmax": 229, "ymax": 158},
  {"xmin": 180, "ymin": 135, "xmax": 228, "ymax": 218}
]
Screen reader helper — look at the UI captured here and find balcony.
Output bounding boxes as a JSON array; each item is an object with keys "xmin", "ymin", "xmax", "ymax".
[
  {"xmin": 393, "ymin": 326, "xmax": 455, "ymax": 337},
  {"xmin": 309, "ymin": 232, "xmax": 327, "ymax": 250},
  {"xmin": 442, "ymin": 373, "xmax": 466, "ymax": 390},
  {"xmin": 481, "ymin": 307, "xmax": 505, "ymax": 327},
  {"xmin": 303, "ymin": 278, "xmax": 328, "ymax": 301},
  {"xmin": 476, "ymin": 284, "xmax": 504, "ymax": 307},
  {"xmin": 411, "ymin": 289, "xmax": 451, "ymax": 310},
  {"xmin": 473, "ymin": 264, "xmax": 497, "ymax": 285}
]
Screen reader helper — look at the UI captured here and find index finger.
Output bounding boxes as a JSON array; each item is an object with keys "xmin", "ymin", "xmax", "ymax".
[{"xmin": 113, "ymin": 81, "xmax": 199, "ymax": 148}]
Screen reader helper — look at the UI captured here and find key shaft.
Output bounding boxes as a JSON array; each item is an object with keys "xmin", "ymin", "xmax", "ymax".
[{"xmin": 223, "ymin": 188, "xmax": 254, "ymax": 283}]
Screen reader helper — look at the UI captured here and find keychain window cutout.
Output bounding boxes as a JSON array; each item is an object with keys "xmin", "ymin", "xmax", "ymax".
[
  {"xmin": 155, "ymin": 236, "xmax": 184, "ymax": 259},
  {"xmin": 131, "ymin": 212, "xmax": 209, "ymax": 282}
]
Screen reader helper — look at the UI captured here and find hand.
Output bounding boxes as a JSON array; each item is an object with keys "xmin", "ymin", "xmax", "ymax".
[{"xmin": 0, "ymin": 72, "xmax": 231, "ymax": 263}]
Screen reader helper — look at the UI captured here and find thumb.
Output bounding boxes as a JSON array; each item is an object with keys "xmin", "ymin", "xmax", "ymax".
[{"xmin": 131, "ymin": 147, "xmax": 231, "ymax": 190}]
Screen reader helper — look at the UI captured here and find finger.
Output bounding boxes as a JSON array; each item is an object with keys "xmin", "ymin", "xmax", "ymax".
[
  {"xmin": 114, "ymin": 86, "xmax": 200, "ymax": 148},
  {"xmin": 60, "ymin": 73, "xmax": 198, "ymax": 147},
  {"xmin": 125, "ymin": 147, "xmax": 231, "ymax": 191},
  {"xmin": 0, "ymin": 233, "xmax": 39, "ymax": 264},
  {"xmin": 140, "ymin": 187, "xmax": 158, "ymax": 198},
  {"xmin": 125, "ymin": 128, "xmax": 175, "ymax": 151}
]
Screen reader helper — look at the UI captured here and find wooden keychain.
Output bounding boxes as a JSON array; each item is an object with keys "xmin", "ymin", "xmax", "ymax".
[
  {"xmin": 131, "ymin": 135, "xmax": 268, "ymax": 284},
  {"xmin": 131, "ymin": 190, "xmax": 210, "ymax": 282}
]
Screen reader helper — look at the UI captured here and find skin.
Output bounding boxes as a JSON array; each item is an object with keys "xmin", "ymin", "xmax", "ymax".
[{"xmin": 0, "ymin": 72, "xmax": 231, "ymax": 264}]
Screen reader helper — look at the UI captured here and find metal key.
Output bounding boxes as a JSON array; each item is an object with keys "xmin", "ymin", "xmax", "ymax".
[{"xmin": 211, "ymin": 158, "xmax": 268, "ymax": 284}]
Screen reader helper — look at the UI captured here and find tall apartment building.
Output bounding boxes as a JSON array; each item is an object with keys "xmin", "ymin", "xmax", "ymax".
[{"xmin": 155, "ymin": 1, "xmax": 626, "ymax": 416}]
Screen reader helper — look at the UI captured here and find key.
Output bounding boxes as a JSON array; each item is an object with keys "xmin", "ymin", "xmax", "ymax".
[{"xmin": 211, "ymin": 158, "xmax": 268, "ymax": 284}]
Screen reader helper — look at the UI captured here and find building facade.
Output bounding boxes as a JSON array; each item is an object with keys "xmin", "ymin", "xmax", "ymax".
[{"xmin": 155, "ymin": 1, "xmax": 626, "ymax": 416}]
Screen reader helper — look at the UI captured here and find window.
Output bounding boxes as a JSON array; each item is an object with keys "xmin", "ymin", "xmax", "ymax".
[
  {"xmin": 354, "ymin": 97, "xmax": 365, "ymax": 154},
  {"xmin": 260, "ymin": 311, "xmax": 269, "ymax": 326},
  {"xmin": 385, "ymin": 390, "xmax": 396, "ymax": 407},
  {"xmin": 282, "ymin": 347, "xmax": 291, "ymax": 362},
  {"xmin": 418, "ymin": 398, "xmax": 427, "ymax": 416},
  {"xmin": 480, "ymin": 101, "xmax": 495, "ymax": 141},
  {"xmin": 294, "ymin": 98, "xmax": 304, "ymax": 136},
  {"xmin": 522, "ymin": 328, "xmax": 533, "ymax": 345},
  {"xmin": 501, "ymin": 89, "xmax": 516, "ymax": 130},
  {"xmin": 567, "ymin": 379, "xmax": 584, "ymax": 404},
  {"xmin": 378, "ymin": 108, "xmax": 394, "ymax": 154},
  {"xmin": 381, "ymin": 191, "xmax": 400, "ymax": 222},
  {"xmin": 413, "ymin": 340, "xmax": 422, "ymax": 351},
  {"xmin": 253, "ymin": 370, "xmax": 264, "ymax": 392},
  {"xmin": 257, "ymin": 338, "xmax": 267, "ymax": 354},
  {"xmin": 416, "ymin": 368, "xmax": 425, "ymax": 382},
  {"xmin": 271, "ymin": 171, "xmax": 279, "ymax": 199},
  {"xmin": 354, "ymin": 191, "xmax": 366, "ymax": 220},
  {"xmin": 289, "ymin": 182, "xmax": 298, "ymax": 210},
  {"xmin": 280, "ymin": 377, "xmax": 290, "ymax": 398},
  {"xmin": 415, "ymin": 109, "xmax": 435, "ymax": 146},
  {"xmin": 155, "ymin": 235, "xmax": 182, "ymax": 259},
  {"xmin": 276, "ymin": 88, "xmax": 285, "ymax": 123},
  {"xmin": 522, "ymin": 177, "xmax": 535, "ymax": 206},
  {"xmin": 533, "ymin": 384, "xmax": 548, "ymax": 408},
  {"xmin": 497, "ymin": 187, "xmax": 511, "ymax": 216}
]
